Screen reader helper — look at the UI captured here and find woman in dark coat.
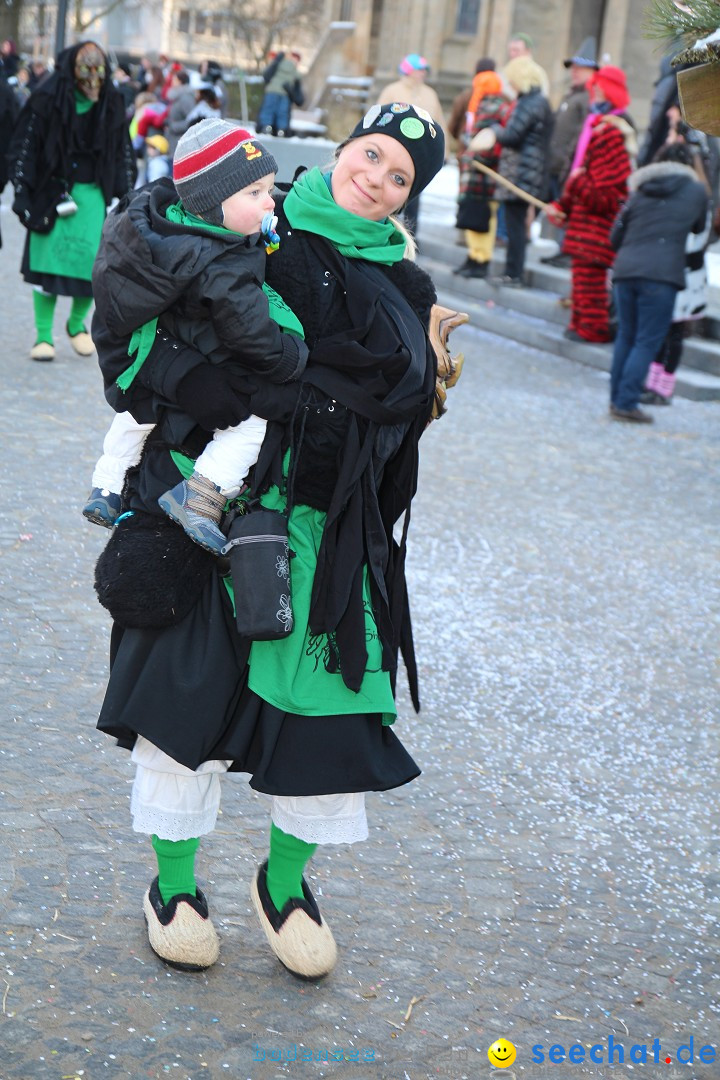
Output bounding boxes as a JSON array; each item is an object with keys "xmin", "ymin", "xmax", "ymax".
[
  {"xmin": 472, "ymin": 55, "xmax": 553, "ymax": 285},
  {"xmin": 8, "ymin": 41, "xmax": 136, "ymax": 361},
  {"xmin": 90, "ymin": 104, "xmax": 464, "ymax": 980},
  {"xmin": 608, "ymin": 142, "xmax": 708, "ymax": 422}
]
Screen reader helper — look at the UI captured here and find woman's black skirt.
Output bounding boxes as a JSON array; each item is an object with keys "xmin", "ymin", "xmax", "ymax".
[{"xmin": 97, "ymin": 571, "xmax": 420, "ymax": 797}]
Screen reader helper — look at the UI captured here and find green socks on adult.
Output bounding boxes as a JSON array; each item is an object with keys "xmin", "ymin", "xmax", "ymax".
[
  {"xmin": 151, "ymin": 826, "xmax": 316, "ymax": 912},
  {"xmin": 151, "ymin": 835, "xmax": 199, "ymax": 906},
  {"xmin": 33, "ymin": 290, "xmax": 57, "ymax": 345},
  {"xmin": 266, "ymin": 823, "xmax": 317, "ymax": 913},
  {"xmin": 68, "ymin": 296, "xmax": 93, "ymax": 336}
]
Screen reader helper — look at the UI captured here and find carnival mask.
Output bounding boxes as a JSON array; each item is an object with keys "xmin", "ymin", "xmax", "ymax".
[{"xmin": 75, "ymin": 43, "xmax": 106, "ymax": 101}]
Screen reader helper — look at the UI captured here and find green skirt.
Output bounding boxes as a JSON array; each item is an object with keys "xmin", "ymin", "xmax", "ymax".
[
  {"xmin": 26, "ymin": 182, "xmax": 106, "ymax": 290},
  {"xmin": 245, "ymin": 486, "xmax": 397, "ymax": 724}
]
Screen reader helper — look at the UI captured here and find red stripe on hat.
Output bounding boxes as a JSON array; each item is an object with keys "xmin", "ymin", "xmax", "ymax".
[{"xmin": 173, "ymin": 128, "xmax": 255, "ymax": 181}]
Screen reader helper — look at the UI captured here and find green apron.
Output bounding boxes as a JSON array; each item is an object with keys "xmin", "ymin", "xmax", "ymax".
[
  {"xmin": 28, "ymin": 181, "xmax": 106, "ymax": 281},
  {"xmin": 246, "ymin": 486, "xmax": 397, "ymax": 724},
  {"xmin": 167, "ymin": 448, "xmax": 395, "ymax": 724}
]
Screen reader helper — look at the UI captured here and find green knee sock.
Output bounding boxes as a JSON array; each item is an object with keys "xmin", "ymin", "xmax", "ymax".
[
  {"xmin": 68, "ymin": 296, "xmax": 93, "ymax": 336},
  {"xmin": 151, "ymin": 835, "xmax": 199, "ymax": 905},
  {"xmin": 33, "ymin": 290, "xmax": 57, "ymax": 345},
  {"xmin": 266, "ymin": 823, "xmax": 317, "ymax": 912}
]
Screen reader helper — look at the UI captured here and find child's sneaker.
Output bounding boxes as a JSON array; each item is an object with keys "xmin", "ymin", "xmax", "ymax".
[
  {"xmin": 158, "ymin": 478, "xmax": 227, "ymax": 555},
  {"xmin": 83, "ymin": 487, "xmax": 122, "ymax": 528}
]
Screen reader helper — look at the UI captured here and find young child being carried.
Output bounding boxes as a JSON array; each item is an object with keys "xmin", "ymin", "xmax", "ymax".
[{"xmin": 83, "ymin": 119, "xmax": 307, "ymax": 554}]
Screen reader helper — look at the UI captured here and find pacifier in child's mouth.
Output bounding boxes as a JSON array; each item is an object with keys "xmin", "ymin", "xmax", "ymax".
[{"xmin": 262, "ymin": 211, "xmax": 280, "ymax": 254}]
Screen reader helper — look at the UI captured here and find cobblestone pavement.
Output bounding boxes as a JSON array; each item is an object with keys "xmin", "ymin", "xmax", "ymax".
[{"xmin": 1, "ymin": 196, "xmax": 719, "ymax": 1080}]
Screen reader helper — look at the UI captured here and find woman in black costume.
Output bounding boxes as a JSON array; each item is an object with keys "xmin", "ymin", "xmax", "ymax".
[
  {"xmin": 92, "ymin": 103, "xmax": 464, "ymax": 978},
  {"xmin": 8, "ymin": 41, "xmax": 135, "ymax": 361}
]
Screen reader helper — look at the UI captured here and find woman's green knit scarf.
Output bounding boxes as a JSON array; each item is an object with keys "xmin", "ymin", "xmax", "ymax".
[{"xmin": 283, "ymin": 166, "xmax": 408, "ymax": 265}]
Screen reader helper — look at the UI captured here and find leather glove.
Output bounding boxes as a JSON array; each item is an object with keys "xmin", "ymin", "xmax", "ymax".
[{"xmin": 175, "ymin": 364, "xmax": 252, "ymax": 431}]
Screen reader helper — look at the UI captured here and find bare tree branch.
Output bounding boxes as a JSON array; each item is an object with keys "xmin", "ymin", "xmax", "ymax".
[
  {"xmin": 225, "ymin": 0, "xmax": 325, "ymax": 71},
  {"xmin": 71, "ymin": 0, "xmax": 130, "ymax": 34}
]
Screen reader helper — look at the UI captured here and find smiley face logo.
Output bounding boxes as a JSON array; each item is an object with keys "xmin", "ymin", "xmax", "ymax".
[{"xmin": 488, "ymin": 1039, "xmax": 517, "ymax": 1068}]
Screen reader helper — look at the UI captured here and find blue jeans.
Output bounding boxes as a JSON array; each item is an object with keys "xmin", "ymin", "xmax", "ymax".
[
  {"xmin": 257, "ymin": 91, "xmax": 290, "ymax": 134},
  {"xmin": 610, "ymin": 279, "xmax": 678, "ymax": 410}
]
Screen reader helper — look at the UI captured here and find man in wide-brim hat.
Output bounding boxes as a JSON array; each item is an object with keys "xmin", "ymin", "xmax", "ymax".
[{"xmin": 543, "ymin": 38, "xmax": 600, "ymax": 267}]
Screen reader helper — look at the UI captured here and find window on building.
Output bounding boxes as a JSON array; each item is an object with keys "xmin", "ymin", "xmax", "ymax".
[
  {"xmin": 455, "ymin": 0, "xmax": 480, "ymax": 35},
  {"xmin": 195, "ymin": 10, "xmax": 207, "ymax": 34},
  {"xmin": 177, "ymin": 8, "xmax": 190, "ymax": 33},
  {"xmin": 124, "ymin": 5, "xmax": 141, "ymax": 35},
  {"xmin": 370, "ymin": 0, "xmax": 382, "ymax": 38},
  {"xmin": 340, "ymin": 0, "xmax": 353, "ymax": 20},
  {"xmin": 211, "ymin": 13, "xmax": 223, "ymax": 36}
]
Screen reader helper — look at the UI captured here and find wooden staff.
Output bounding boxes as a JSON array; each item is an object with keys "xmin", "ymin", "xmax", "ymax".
[{"xmin": 473, "ymin": 160, "xmax": 550, "ymax": 211}]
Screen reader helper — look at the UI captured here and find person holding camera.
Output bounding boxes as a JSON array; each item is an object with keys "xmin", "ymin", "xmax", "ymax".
[{"xmin": 8, "ymin": 41, "xmax": 136, "ymax": 361}]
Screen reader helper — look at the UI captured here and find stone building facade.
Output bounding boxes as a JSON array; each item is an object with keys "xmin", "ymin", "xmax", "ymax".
[{"xmin": 326, "ymin": 0, "xmax": 665, "ymax": 128}]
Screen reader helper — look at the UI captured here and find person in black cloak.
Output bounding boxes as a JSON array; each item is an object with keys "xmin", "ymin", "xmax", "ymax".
[
  {"xmin": 8, "ymin": 41, "xmax": 136, "ymax": 361},
  {"xmin": 90, "ymin": 102, "xmax": 468, "ymax": 979},
  {"xmin": 0, "ymin": 78, "xmax": 19, "ymax": 250}
]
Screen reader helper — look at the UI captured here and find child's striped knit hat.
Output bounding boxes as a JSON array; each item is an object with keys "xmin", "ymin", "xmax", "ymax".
[{"xmin": 173, "ymin": 118, "xmax": 278, "ymax": 225}]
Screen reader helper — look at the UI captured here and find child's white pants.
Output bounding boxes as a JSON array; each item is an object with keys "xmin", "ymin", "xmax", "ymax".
[
  {"xmin": 92, "ymin": 411, "xmax": 154, "ymax": 493},
  {"xmin": 194, "ymin": 414, "xmax": 268, "ymax": 496},
  {"xmin": 130, "ymin": 736, "xmax": 369, "ymax": 845},
  {"xmin": 92, "ymin": 412, "xmax": 267, "ymax": 499}
]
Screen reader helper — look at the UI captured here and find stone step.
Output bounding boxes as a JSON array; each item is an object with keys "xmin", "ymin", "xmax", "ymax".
[
  {"xmin": 425, "ymin": 258, "xmax": 720, "ymax": 401},
  {"xmin": 419, "ymin": 233, "xmax": 720, "ymax": 384}
]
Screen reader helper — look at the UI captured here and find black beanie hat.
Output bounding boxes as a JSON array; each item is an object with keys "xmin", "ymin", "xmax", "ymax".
[{"xmin": 347, "ymin": 103, "xmax": 445, "ymax": 201}]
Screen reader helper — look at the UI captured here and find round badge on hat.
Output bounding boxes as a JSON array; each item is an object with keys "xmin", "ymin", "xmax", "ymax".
[{"xmin": 400, "ymin": 117, "xmax": 425, "ymax": 139}]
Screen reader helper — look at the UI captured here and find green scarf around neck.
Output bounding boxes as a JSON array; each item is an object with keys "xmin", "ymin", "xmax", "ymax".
[
  {"xmin": 283, "ymin": 167, "xmax": 408, "ymax": 265},
  {"xmin": 74, "ymin": 89, "xmax": 94, "ymax": 114}
]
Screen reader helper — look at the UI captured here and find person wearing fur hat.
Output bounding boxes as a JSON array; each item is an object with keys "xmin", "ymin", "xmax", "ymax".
[
  {"xmin": 89, "ymin": 104, "xmax": 463, "ymax": 980},
  {"xmin": 375, "ymin": 56, "xmax": 448, "ymax": 237},
  {"xmin": 7, "ymin": 41, "xmax": 136, "ymax": 361},
  {"xmin": 546, "ymin": 66, "xmax": 636, "ymax": 343},
  {"xmin": 471, "ymin": 55, "xmax": 554, "ymax": 286},
  {"xmin": 84, "ymin": 119, "xmax": 308, "ymax": 551},
  {"xmin": 607, "ymin": 141, "xmax": 708, "ymax": 423}
]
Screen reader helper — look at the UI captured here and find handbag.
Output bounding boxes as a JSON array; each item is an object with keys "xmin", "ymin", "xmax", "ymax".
[{"xmin": 221, "ymin": 503, "xmax": 293, "ymax": 640}]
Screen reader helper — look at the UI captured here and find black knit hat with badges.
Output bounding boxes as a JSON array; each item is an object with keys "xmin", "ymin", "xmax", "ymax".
[
  {"xmin": 173, "ymin": 118, "xmax": 278, "ymax": 226},
  {"xmin": 347, "ymin": 103, "xmax": 445, "ymax": 201}
]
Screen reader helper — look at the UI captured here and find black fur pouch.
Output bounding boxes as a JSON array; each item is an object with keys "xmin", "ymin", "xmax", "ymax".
[{"xmin": 94, "ymin": 510, "xmax": 216, "ymax": 628}]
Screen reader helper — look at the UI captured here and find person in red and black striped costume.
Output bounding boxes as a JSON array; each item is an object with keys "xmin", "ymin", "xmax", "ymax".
[{"xmin": 546, "ymin": 66, "xmax": 636, "ymax": 343}]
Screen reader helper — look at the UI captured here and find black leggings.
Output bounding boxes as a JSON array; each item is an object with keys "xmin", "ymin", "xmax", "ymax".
[
  {"xmin": 504, "ymin": 201, "xmax": 528, "ymax": 280},
  {"xmin": 656, "ymin": 321, "xmax": 685, "ymax": 374}
]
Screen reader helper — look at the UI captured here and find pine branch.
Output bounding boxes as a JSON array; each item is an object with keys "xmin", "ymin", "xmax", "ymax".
[
  {"xmin": 645, "ymin": 0, "xmax": 720, "ymax": 43},
  {"xmin": 644, "ymin": 0, "xmax": 720, "ymax": 63}
]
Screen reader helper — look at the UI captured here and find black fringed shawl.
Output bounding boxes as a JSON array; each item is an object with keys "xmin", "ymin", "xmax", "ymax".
[{"xmin": 253, "ymin": 235, "xmax": 436, "ymax": 707}]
